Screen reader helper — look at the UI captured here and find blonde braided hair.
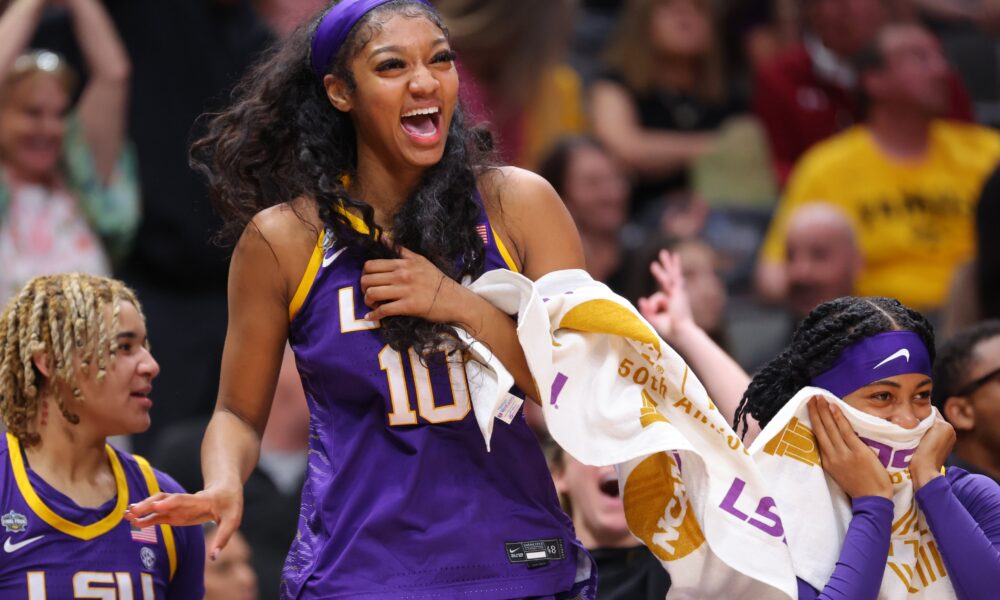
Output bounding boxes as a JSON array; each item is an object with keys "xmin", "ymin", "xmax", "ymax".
[{"xmin": 0, "ymin": 274, "xmax": 143, "ymax": 446}]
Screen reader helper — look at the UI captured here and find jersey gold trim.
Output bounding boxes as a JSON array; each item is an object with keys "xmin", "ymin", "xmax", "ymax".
[
  {"xmin": 7, "ymin": 433, "xmax": 128, "ymax": 541},
  {"xmin": 289, "ymin": 232, "xmax": 326, "ymax": 322},
  {"xmin": 133, "ymin": 454, "xmax": 177, "ymax": 581},
  {"xmin": 490, "ymin": 225, "xmax": 520, "ymax": 273}
]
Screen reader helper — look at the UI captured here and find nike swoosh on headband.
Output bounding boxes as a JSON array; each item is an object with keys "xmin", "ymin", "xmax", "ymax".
[{"xmin": 873, "ymin": 348, "xmax": 910, "ymax": 370}]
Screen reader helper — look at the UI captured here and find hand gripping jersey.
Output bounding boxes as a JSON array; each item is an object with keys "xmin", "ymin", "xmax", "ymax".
[
  {"xmin": 0, "ymin": 433, "xmax": 205, "ymax": 599},
  {"xmin": 282, "ymin": 201, "xmax": 588, "ymax": 599}
]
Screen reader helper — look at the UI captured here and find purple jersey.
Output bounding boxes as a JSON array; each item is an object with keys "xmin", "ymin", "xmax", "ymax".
[
  {"xmin": 0, "ymin": 433, "xmax": 205, "ymax": 599},
  {"xmin": 284, "ymin": 203, "xmax": 588, "ymax": 598}
]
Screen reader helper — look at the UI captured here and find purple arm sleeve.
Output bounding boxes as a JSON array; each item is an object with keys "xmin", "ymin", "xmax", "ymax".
[
  {"xmin": 796, "ymin": 496, "xmax": 894, "ymax": 600},
  {"xmin": 157, "ymin": 472, "xmax": 207, "ymax": 600},
  {"xmin": 915, "ymin": 469, "xmax": 1000, "ymax": 600}
]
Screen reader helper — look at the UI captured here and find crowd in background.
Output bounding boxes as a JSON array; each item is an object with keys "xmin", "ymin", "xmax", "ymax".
[{"xmin": 2, "ymin": 0, "xmax": 1000, "ymax": 597}]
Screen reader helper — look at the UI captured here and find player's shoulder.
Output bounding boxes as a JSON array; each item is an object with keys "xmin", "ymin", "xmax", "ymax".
[{"xmin": 477, "ymin": 166, "xmax": 562, "ymax": 216}]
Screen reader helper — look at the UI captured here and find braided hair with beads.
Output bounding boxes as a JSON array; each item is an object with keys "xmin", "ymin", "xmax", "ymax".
[
  {"xmin": 733, "ymin": 296, "xmax": 936, "ymax": 438},
  {"xmin": 0, "ymin": 273, "xmax": 143, "ymax": 446}
]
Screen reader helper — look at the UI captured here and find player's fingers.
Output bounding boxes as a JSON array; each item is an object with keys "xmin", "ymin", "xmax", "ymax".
[
  {"xmin": 807, "ymin": 396, "xmax": 837, "ymax": 457},
  {"xmin": 361, "ymin": 258, "xmax": 404, "ymax": 274},
  {"xmin": 125, "ymin": 492, "xmax": 170, "ymax": 519},
  {"xmin": 367, "ymin": 299, "xmax": 414, "ymax": 321},
  {"xmin": 359, "ymin": 272, "xmax": 396, "ymax": 292},
  {"xmin": 829, "ymin": 403, "xmax": 865, "ymax": 452},
  {"xmin": 814, "ymin": 397, "xmax": 849, "ymax": 455},
  {"xmin": 364, "ymin": 284, "xmax": 405, "ymax": 306},
  {"xmin": 209, "ymin": 517, "xmax": 238, "ymax": 561}
]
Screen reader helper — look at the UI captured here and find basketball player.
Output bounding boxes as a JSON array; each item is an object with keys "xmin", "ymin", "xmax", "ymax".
[
  {"xmin": 0, "ymin": 274, "xmax": 204, "ymax": 598},
  {"xmin": 125, "ymin": 0, "xmax": 594, "ymax": 598}
]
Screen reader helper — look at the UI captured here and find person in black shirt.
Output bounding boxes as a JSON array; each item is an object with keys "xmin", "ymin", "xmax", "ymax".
[{"xmin": 590, "ymin": 0, "xmax": 740, "ymax": 215}]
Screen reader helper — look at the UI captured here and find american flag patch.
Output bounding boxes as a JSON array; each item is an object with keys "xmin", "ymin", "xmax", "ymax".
[
  {"xmin": 476, "ymin": 224, "xmax": 489, "ymax": 245},
  {"xmin": 130, "ymin": 524, "xmax": 157, "ymax": 544}
]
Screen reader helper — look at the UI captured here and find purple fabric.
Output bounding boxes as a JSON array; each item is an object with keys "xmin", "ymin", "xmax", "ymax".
[
  {"xmin": 810, "ymin": 331, "xmax": 932, "ymax": 398},
  {"xmin": 915, "ymin": 468, "xmax": 1000, "ymax": 600},
  {"xmin": 797, "ymin": 496, "xmax": 893, "ymax": 600},
  {"xmin": 0, "ymin": 436, "xmax": 205, "ymax": 598},
  {"xmin": 282, "ymin": 198, "xmax": 586, "ymax": 597},
  {"xmin": 311, "ymin": 0, "xmax": 433, "ymax": 77}
]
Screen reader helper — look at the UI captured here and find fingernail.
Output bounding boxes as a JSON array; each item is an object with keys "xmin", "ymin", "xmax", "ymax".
[{"xmin": 210, "ymin": 550, "xmax": 218, "ymax": 561}]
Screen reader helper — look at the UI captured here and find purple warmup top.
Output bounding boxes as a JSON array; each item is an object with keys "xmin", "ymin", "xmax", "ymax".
[
  {"xmin": 283, "ymin": 200, "xmax": 587, "ymax": 598},
  {"xmin": 0, "ymin": 433, "xmax": 205, "ymax": 599},
  {"xmin": 799, "ymin": 467, "xmax": 1000, "ymax": 600}
]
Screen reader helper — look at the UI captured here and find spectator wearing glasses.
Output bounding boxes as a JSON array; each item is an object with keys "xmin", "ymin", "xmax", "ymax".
[{"xmin": 933, "ymin": 320, "xmax": 1000, "ymax": 484}]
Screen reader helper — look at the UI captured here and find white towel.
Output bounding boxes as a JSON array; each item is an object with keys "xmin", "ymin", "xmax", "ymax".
[
  {"xmin": 458, "ymin": 269, "xmax": 797, "ymax": 600},
  {"xmin": 749, "ymin": 387, "xmax": 958, "ymax": 599}
]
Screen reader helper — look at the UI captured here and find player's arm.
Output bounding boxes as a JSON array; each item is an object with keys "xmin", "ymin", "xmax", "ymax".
[
  {"xmin": 474, "ymin": 167, "xmax": 586, "ymax": 398},
  {"xmin": 127, "ymin": 204, "xmax": 312, "ymax": 556}
]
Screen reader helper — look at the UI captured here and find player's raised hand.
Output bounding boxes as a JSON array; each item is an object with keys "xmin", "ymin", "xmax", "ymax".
[
  {"xmin": 125, "ymin": 484, "xmax": 244, "ymax": 560},
  {"xmin": 360, "ymin": 246, "xmax": 470, "ymax": 324}
]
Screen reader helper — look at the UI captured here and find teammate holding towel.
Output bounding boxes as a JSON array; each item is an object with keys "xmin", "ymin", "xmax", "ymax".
[
  {"xmin": 125, "ymin": 1, "xmax": 593, "ymax": 598},
  {"xmin": 0, "ymin": 274, "xmax": 205, "ymax": 598},
  {"xmin": 735, "ymin": 296, "xmax": 1000, "ymax": 599}
]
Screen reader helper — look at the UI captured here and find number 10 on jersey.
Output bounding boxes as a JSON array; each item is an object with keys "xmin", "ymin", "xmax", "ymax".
[{"xmin": 379, "ymin": 345, "xmax": 472, "ymax": 426}]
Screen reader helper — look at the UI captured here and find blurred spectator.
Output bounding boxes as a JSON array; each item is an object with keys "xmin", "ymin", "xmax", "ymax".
[
  {"xmin": 547, "ymin": 438, "xmax": 671, "ymax": 599},
  {"xmin": 753, "ymin": 0, "xmax": 974, "ymax": 185},
  {"xmin": 32, "ymin": 0, "xmax": 274, "ymax": 453},
  {"xmin": 721, "ymin": 0, "xmax": 799, "ymax": 102},
  {"xmin": 756, "ymin": 23, "xmax": 1000, "ymax": 312},
  {"xmin": 783, "ymin": 203, "xmax": 861, "ymax": 319},
  {"xmin": 204, "ymin": 524, "xmax": 259, "ymax": 600},
  {"xmin": 942, "ymin": 163, "xmax": 1000, "ymax": 337},
  {"xmin": 435, "ymin": 0, "xmax": 585, "ymax": 168},
  {"xmin": 538, "ymin": 136, "xmax": 632, "ymax": 291},
  {"xmin": 152, "ymin": 345, "xmax": 307, "ymax": 599},
  {"xmin": 253, "ymin": 0, "xmax": 326, "ymax": 37},
  {"xmin": 0, "ymin": 0, "xmax": 136, "ymax": 304},
  {"xmin": 933, "ymin": 320, "xmax": 1000, "ymax": 484},
  {"xmin": 627, "ymin": 240, "xmax": 727, "ymax": 345},
  {"xmin": 590, "ymin": 0, "xmax": 740, "ymax": 214},
  {"xmin": 914, "ymin": 0, "xmax": 1000, "ymax": 33}
]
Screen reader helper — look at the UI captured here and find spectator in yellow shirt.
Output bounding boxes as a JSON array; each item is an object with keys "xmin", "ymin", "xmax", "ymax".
[{"xmin": 756, "ymin": 22, "xmax": 1000, "ymax": 311}]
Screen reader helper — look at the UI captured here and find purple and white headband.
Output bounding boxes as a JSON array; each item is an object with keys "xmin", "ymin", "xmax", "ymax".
[
  {"xmin": 310, "ymin": 0, "xmax": 434, "ymax": 78},
  {"xmin": 810, "ymin": 331, "xmax": 932, "ymax": 398}
]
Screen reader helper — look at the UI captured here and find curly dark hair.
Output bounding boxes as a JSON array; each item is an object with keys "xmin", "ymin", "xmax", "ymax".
[
  {"xmin": 733, "ymin": 296, "xmax": 936, "ymax": 437},
  {"xmin": 190, "ymin": 0, "xmax": 495, "ymax": 356}
]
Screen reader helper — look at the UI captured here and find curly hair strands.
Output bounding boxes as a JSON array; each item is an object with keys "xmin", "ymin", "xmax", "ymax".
[
  {"xmin": 191, "ymin": 0, "xmax": 495, "ymax": 358},
  {"xmin": 733, "ymin": 296, "xmax": 936, "ymax": 438},
  {"xmin": 0, "ymin": 274, "xmax": 143, "ymax": 446}
]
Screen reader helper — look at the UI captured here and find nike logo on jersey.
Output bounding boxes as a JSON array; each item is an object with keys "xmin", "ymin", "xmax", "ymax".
[
  {"xmin": 874, "ymin": 349, "xmax": 910, "ymax": 370},
  {"xmin": 322, "ymin": 247, "xmax": 347, "ymax": 268},
  {"xmin": 4, "ymin": 535, "xmax": 43, "ymax": 552}
]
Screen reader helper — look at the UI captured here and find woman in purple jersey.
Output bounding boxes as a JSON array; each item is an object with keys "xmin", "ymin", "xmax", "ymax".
[
  {"xmin": 126, "ymin": 1, "xmax": 593, "ymax": 598},
  {"xmin": 734, "ymin": 296, "xmax": 1000, "ymax": 599},
  {"xmin": 0, "ymin": 274, "xmax": 205, "ymax": 598}
]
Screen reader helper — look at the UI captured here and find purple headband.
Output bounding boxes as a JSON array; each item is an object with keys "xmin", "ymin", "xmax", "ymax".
[
  {"xmin": 311, "ymin": 0, "xmax": 434, "ymax": 78},
  {"xmin": 810, "ymin": 331, "xmax": 932, "ymax": 398}
]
